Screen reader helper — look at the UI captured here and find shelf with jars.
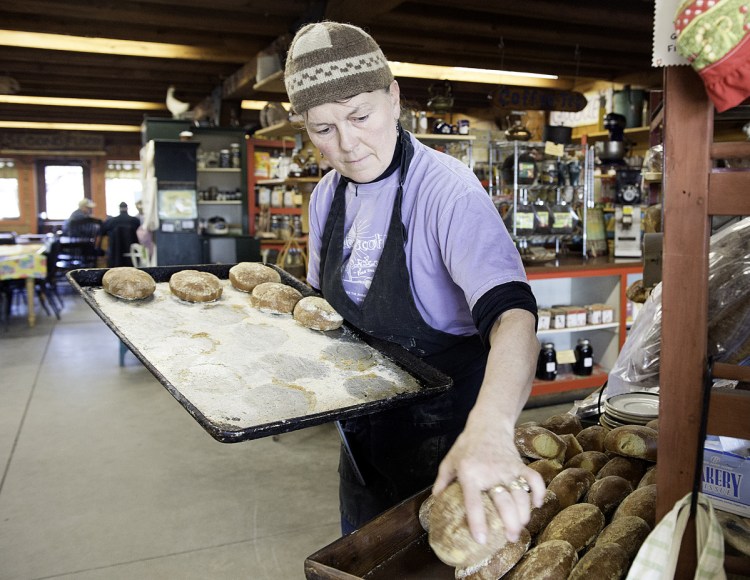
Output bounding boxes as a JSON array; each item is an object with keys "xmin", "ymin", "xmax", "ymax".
[
  {"xmin": 489, "ymin": 140, "xmax": 595, "ymax": 261},
  {"xmin": 525, "ymin": 258, "xmax": 643, "ymax": 399}
]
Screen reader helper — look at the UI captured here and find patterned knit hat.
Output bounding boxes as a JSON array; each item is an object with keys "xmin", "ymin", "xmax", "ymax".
[{"xmin": 284, "ymin": 21, "xmax": 394, "ymax": 114}]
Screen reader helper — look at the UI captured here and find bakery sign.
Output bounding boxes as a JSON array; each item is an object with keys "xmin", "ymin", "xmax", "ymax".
[{"xmin": 492, "ymin": 85, "xmax": 587, "ymax": 112}]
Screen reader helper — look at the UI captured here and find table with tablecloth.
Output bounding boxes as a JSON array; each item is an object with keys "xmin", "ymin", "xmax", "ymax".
[{"xmin": 0, "ymin": 243, "xmax": 47, "ymax": 327}]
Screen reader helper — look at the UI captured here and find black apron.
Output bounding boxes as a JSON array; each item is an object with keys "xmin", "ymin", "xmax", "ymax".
[{"xmin": 319, "ymin": 131, "xmax": 488, "ymax": 529}]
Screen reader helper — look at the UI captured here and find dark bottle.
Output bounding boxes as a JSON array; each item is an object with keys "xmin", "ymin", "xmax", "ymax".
[
  {"xmin": 536, "ymin": 342, "xmax": 558, "ymax": 381},
  {"xmin": 573, "ymin": 338, "xmax": 594, "ymax": 376}
]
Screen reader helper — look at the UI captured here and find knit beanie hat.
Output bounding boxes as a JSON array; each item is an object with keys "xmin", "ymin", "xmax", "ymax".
[{"xmin": 284, "ymin": 21, "xmax": 394, "ymax": 114}]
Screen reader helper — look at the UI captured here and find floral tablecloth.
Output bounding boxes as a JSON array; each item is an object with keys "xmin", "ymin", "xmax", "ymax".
[{"xmin": 0, "ymin": 244, "xmax": 47, "ymax": 281}]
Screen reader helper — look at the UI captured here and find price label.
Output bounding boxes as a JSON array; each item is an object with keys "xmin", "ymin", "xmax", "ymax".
[{"xmin": 556, "ymin": 349, "xmax": 577, "ymax": 365}]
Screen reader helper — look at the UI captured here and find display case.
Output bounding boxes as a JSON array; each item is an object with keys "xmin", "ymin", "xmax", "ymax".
[{"xmin": 489, "ymin": 141, "xmax": 594, "ymax": 260}]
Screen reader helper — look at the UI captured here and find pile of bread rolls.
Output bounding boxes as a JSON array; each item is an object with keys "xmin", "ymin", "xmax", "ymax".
[{"xmin": 425, "ymin": 413, "xmax": 659, "ymax": 579}]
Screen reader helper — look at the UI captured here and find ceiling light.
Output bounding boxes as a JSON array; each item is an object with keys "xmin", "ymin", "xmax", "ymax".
[
  {"xmin": 0, "ymin": 95, "xmax": 164, "ymax": 110},
  {"xmin": 0, "ymin": 30, "xmax": 247, "ymax": 63},
  {"xmin": 0, "ymin": 121, "xmax": 140, "ymax": 132},
  {"xmin": 241, "ymin": 100, "xmax": 290, "ymax": 110},
  {"xmin": 389, "ymin": 62, "xmax": 564, "ymax": 88}
]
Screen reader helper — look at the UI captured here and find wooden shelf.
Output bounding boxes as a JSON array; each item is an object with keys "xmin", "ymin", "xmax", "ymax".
[
  {"xmin": 253, "ymin": 207, "xmax": 301, "ymax": 215},
  {"xmin": 572, "ymin": 126, "xmax": 650, "ymax": 141},
  {"xmin": 531, "ymin": 364, "xmax": 609, "ymax": 397},
  {"xmin": 254, "ymin": 121, "xmax": 299, "ymax": 140},
  {"xmin": 252, "ymin": 70, "xmax": 285, "ymax": 93},
  {"xmin": 415, "ymin": 133, "xmax": 476, "ymax": 142},
  {"xmin": 256, "ymin": 177, "xmax": 320, "ymax": 186},
  {"xmin": 538, "ymin": 322, "xmax": 619, "ymax": 336}
]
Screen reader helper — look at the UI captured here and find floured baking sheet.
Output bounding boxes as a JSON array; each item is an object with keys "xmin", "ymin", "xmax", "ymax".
[{"xmin": 68, "ymin": 265, "xmax": 451, "ymax": 443}]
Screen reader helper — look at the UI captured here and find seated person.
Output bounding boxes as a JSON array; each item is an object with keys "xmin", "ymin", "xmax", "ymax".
[
  {"xmin": 101, "ymin": 202, "xmax": 141, "ymax": 267},
  {"xmin": 63, "ymin": 198, "xmax": 96, "ymax": 235}
]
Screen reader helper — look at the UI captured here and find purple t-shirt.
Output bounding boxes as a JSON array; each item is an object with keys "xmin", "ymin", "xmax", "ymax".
[{"xmin": 307, "ymin": 133, "xmax": 528, "ymax": 336}]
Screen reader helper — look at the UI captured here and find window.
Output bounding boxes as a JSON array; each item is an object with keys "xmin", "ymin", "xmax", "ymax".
[
  {"xmin": 105, "ymin": 161, "xmax": 142, "ymax": 217},
  {"xmin": 36, "ymin": 160, "xmax": 90, "ymax": 221},
  {"xmin": 0, "ymin": 159, "xmax": 20, "ymax": 219}
]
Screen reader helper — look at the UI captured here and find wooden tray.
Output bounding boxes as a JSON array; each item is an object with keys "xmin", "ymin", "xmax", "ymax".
[{"xmin": 305, "ymin": 488, "xmax": 453, "ymax": 579}]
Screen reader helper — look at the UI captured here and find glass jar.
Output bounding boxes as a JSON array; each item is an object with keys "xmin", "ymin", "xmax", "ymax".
[
  {"xmin": 536, "ymin": 342, "xmax": 558, "ymax": 381},
  {"xmin": 230, "ymin": 143, "xmax": 241, "ymax": 168},
  {"xmin": 573, "ymin": 338, "xmax": 594, "ymax": 376}
]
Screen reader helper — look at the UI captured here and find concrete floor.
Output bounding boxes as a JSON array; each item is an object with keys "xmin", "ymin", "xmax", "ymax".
[{"xmin": 0, "ymin": 288, "xmax": 570, "ymax": 580}]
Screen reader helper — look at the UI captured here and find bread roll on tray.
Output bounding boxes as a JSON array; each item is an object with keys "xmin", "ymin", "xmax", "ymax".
[
  {"xmin": 454, "ymin": 528, "xmax": 530, "ymax": 580},
  {"xmin": 505, "ymin": 540, "xmax": 578, "ymax": 580},
  {"xmin": 538, "ymin": 503, "xmax": 605, "ymax": 553},
  {"xmin": 603, "ymin": 425, "xmax": 658, "ymax": 462},
  {"xmin": 568, "ymin": 542, "xmax": 630, "ymax": 580},
  {"xmin": 546, "ymin": 467, "xmax": 595, "ymax": 509},
  {"xmin": 575, "ymin": 425, "xmax": 608, "ymax": 453},
  {"xmin": 594, "ymin": 515, "xmax": 652, "ymax": 559},
  {"xmin": 514, "ymin": 425, "xmax": 566, "ymax": 461},
  {"xmin": 596, "ymin": 455, "xmax": 648, "ymax": 488},
  {"xmin": 564, "ymin": 450, "xmax": 610, "ymax": 475},
  {"xmin": 539, "ymin": 413, "xmax": 583, "ymax": 436},
  {"xmin": 584, "ymin": 475, "xmax": 633, "ymax": 517},
  {"xmin": 612, "ymin": 483, "xmax": 657, "ymax": 528}
]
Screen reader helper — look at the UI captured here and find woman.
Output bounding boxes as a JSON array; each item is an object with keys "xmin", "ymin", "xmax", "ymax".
[{"xmin": 284, "ymin": 21, "xmax": 545, "ymax": 544}]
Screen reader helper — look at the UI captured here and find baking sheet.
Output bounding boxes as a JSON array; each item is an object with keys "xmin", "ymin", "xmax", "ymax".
[{"xmin": 67, "ymin": 265, "xmax": 452, "ymax": 443}]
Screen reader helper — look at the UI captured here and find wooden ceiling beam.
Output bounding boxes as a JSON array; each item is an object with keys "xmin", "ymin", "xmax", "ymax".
[{"xmin": 407, "ymin": 0, "xmax": 653, "ymax": 31}]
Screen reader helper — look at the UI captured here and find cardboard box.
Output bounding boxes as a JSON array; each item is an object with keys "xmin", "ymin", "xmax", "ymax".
[
  {"xmin": 550, "ymin": 307, "xmax": 567, "ymax": 329},
  {"xmin": 702, "ymin": 436, "xmax": 750, "ymax": 518},
  {"xmin": 537, "ymin": 309, "xmax": 551, "ymax": 331}
]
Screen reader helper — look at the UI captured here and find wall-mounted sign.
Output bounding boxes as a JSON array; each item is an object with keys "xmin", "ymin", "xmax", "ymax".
[
  {"xmin": 0, "ymin": 132, "xmax": 105, "ymax": 151},
  {"xmin": 492, "ymin": 85, "xmax": 587, "ymax": 112}
]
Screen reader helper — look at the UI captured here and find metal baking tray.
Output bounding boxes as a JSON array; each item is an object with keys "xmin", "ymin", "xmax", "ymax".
[
  {"xmin": 305, "ymin": 488, "xmax": 453, "ymax": 579},
  {"xmin": 67, "ymin": 264, "xmax": 452, "ymax": 443}
]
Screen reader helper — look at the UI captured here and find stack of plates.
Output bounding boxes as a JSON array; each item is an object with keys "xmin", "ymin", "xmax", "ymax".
[{"xmin": 600, "ymin": 391, "xmax": 659, "ymax": 429}]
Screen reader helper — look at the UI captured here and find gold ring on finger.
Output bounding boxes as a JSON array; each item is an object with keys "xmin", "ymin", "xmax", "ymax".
[
  {"xmin": 508, "ymin": 477, "xmax": 531, "ymax": 492},
  {"xmin": 488, "ymin": 483, "xmax": 509, "ymax": 495}
]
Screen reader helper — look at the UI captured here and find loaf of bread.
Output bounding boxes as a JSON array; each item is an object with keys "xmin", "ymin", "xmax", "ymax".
[
  {"xmin": 594, "ymin": 515, "xmax": 652, "ymax": 559},
  {"xmin": 169, "ymin": 270, "xmax": 222, "ymax": 302},
  {"xmin": 603, "ymin": 425, "xmax": 658, "ymax": 462},
  {"xmin": 715, "ymin": 510, "xmax": 750, "ymax": 558},
  {"xmin": 584, "ymin": 475, "xmax": 633, "ymax": 517},
  {"xmin": 419, "ymin": 494, "xmax": 435, "ymax": 532},
  {"xmin": 540, "ymin": 413, "xmax": 583, "ymax": 436},
  {"xmin": 526, "ymin": 490, "xmax": 562, "ymax": 536},
  {"xmin": 612, "ymin": 483, "xmax": 657, "ymax": 528},
  {"xmin": 546, "ymin": 467, "xmax": 595, "ymax": 509},
  {"xmin": 228, "ymin": 262, "xmax": 280, "ymax": 292},
  {"xmin": 575, "ymin": 425, "xmax": 608, "ymax": 453},
  {"xmin": 102, "ymin": 267, "xmax": 156, "ymax": 300},
  {"xmin": 505, "ymin": 540, "xmax": 578, "ymax": 580},
  {"xmin": 568, "ymin": 542, "xmax": 630, "ymax": 580},
  {"xmin": 250, "ymin": 282, "xmax": 303, "ymax": 314},
  {"xmin": 638, "ymin": 466, "xmax": 657, "ymax": 488},
  {"xmin": 429, "ymin": 482, "xmax": 507, "ymax": 568},
  {"xmin": 564, "ymin": 450, "xmax": 610, "ymax": 475},
  {"xmin": 527, "ymin": 459, "xmax": 563, "ymax": 485},
  {"xmin": 560, "ymin": 433, "xmax": 584, "ymax": 462},
  {"xmin": 514, "ymin": 425, "xmax": 566, "ymax": 461},
  {"xmin": 596, "ymin": 456, "xmax": 648, "ymax": 488},
  {"xmin": 538, "ymin": 503, "xmax": 605, "ymax": 553},
  {"xmin": 293, "ymin": 296, "xmax": 344, "ymax": 331},
  {"xmin": 455, "ymin": 528, "xmax": 530, "ymax": 580},
  {"xmin": 645, "ymin": 418, "xmax": 658, "ymax": 431}
]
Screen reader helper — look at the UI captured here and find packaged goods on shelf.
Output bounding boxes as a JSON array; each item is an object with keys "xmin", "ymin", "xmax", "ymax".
[
  {"xmin": 550, "ymin": 307, "xmax": 567, "ymax": 329},
  {"xmin": 538, "ymin": 309, "xmax": 551, "ymax": 330},
  {"xmin": 702, "ymin": 436, "xmax": 750, "ymax": 518}
]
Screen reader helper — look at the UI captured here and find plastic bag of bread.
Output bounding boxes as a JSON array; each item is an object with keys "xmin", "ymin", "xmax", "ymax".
[{"xmin": 608, "ymin": 217, "xmax": 750, "ymax": 395}]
